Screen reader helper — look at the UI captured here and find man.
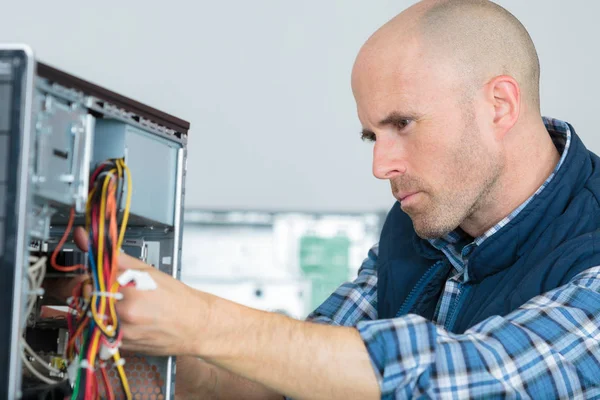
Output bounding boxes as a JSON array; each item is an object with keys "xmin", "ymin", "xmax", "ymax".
[{"xmin": 75, "ymin": 0, "xmax": 600, "ymax": 398}]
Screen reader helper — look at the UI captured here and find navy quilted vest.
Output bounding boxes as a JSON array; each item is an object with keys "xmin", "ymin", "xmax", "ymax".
[{"xmin": 376, "ymin": 125, "xmax": 600, "ymax": 333}]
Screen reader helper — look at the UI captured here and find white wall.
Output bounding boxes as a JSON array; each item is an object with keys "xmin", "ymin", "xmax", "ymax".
[{"xmin": 1, "ymin": 1, "xmax": 598, "ymax": 212}]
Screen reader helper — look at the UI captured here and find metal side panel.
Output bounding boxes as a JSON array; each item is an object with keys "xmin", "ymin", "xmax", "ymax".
[
  {"xmin": 31, "ymin": 90, "xmax": 93, "ymax": 213},
  {"xmin": 0, "ymin": 45, "xmax": 35, "ymax": 400},
  {"xmin": 0, "ymin": 47, "xmax": 188, "ymax": 399},
  {"xmin": 168, "ymin": 146, "xmax": 187, "ymax": 397}
]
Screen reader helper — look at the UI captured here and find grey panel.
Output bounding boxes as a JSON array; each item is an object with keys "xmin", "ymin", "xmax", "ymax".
[
  {"xmin": 0, "ymin": 84, "xmax": 11, "ymax": 132},
  {"xmin": 0, "ymin": 135, "xmax": 8, "ymax": 182},
  {"xmin": 0, "ymin": 220, "xmax": 3, "ymax": 255},
  {"xmin": 93, "ymin": 120, "xmax": 179, "ymax": 226}
]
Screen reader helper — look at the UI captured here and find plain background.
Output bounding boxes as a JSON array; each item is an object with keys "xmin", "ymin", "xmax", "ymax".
[{"xmin": 1, "ymin": 1, "xmax": 597, "ymax": 213}]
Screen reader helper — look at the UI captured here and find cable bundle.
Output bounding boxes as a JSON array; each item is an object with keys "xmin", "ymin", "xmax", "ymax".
[
  {"xmin": 53, "ymin": 158, "xmax": 133, "ymax": 400},
  {"xmin": 20, "ymin": 255, "xmax": 63, "ymax": 385}
]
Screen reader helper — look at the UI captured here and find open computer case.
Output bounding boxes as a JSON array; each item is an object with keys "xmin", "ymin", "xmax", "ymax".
[{"xmin": 0, "ymin": 45, "xmax": 189, "ymax": 399}]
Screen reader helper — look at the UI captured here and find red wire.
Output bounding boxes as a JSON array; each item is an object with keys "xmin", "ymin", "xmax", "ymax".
[
  {"xmin": 50, "ymin": 208, "xmax": 86, "ymax": 272},
  {"xmin": 92, "ymin": 370, "xmax": 98, "ymax": 400},
  {"xmin": 85, "ymin": 367, "xmax": 93, "ymax": 400},
  {"xmin": 104, "ymin": 252, "xmax": 111, "ymax": 287},
  {"xmin": 85, "ymin": 326, "xmax": 99, "ymax": 400},
  {"xmin": 89, "ymin": 162, "xmax": 109, "ymax": 190},
  {"xmin": 100, "ymin": 366, "xmax": 115, "ymax": 400},
  {"xmin": 92, "ymin": 204, "xmax": 99, "ymax": 252}
]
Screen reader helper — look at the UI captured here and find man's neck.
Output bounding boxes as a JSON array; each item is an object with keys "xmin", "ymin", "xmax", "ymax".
[{"xmin": 460, "ymin": 118, "xmax": 561, "ymax": 238}]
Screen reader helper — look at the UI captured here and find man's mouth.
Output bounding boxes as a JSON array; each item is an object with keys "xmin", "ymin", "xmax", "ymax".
[{"xmin": 396, "ymin": 191, "xmax": 419, "ymax": 202}]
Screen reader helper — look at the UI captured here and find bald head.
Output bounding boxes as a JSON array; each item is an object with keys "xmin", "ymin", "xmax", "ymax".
[
  {"xmin": 351, "ymin": 0, "xmax": 557, "ymax": 239},
  {"xmin": 356, "ymin": 0, "xmax": 541, "ymax": 111}
]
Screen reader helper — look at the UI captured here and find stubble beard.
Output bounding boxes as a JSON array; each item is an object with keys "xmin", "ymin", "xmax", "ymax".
[{"xmin": 404, "ymin": 116, "xmax": 501, "ymax": 239}]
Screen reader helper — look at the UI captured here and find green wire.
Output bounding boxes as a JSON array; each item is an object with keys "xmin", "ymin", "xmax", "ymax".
[
  {"xmin": 70, "ymin": 327, "xmax": 89, "ymax": 400},
  {"xmin": 70, "ymin": 350, "xmax": 83, "ymax": 400}
]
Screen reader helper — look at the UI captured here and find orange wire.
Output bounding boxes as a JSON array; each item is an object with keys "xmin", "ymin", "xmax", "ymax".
[
  {"xmin": 50, "ymin": 208, "xmax": 86, "ymax": 272},
  {"xmin": 106, "ymin": 181, "xmax": 120, "ymax": 330},
  {"xmin": 104, "ymin": 179, "xmax": 119, "ymax": 329},
  {"xmin": 66, "ymin": 316, "xmax": 89, "ymax": 357},
  {"xmin": 108, "ymin": 181, "xmax": 119, "ymax": 285}
]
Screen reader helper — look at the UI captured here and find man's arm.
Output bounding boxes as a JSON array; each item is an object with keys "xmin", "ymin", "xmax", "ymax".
[
  {"xmin": 119, "ymin": 250, "xmax": 600, "ymax": 399},
  {"xmin": 182, "ymin": 265, "xmax": 600, "ymax": 399},
  {"xmin": 355, "ymin": 265, "xmax": 600, "ymax": 398},
  {"xmin": 194, "ymin": 297, "xmax": 380, "ymax": 400},
  {"xmin": 175, "ymin": 245, "xmax": 381, "ymax": 400},
  {"xmin": 175, "ymin": 356, "xmax": 283, "ymax": 400}
]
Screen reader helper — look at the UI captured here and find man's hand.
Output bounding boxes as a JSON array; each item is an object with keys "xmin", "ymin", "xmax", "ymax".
[
  {"xmin": 73, "ymin": 227, "xmax": 210, "ymax": 356},
  {"xmin": 45, "ymin": 228, "xmax": 283, "ymax": 399},
  {"xmin": 72, "ymin": 227, "xmax": 378, "ymax": 399}
]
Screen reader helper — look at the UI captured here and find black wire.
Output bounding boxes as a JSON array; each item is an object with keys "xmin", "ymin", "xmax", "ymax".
[
  {"xmin": 77, "ymin": 371, "xmax": 86, "ymax": 400},
  {"xmin": 90, "ymin": 181, "xmax": 103, "ymax": 265}
]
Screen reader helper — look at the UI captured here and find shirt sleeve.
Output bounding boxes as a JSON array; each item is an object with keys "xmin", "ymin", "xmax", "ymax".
[
  {"xmin": 305, "ymin": 244, "xmax": 379, "ymax": 326},
  {"xmin": 357, "ymin": 266, "xmax": 600, "ymax": 399}
]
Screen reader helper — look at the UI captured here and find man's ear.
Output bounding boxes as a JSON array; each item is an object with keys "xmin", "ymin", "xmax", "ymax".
[{"xmin": 485, "ymin": 75, "xmax": 520, "ymax": 140}]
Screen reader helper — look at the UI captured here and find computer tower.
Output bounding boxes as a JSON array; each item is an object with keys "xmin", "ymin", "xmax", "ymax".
[{"xmin": 0, "ymin": 45, "xmax": 189, "ymax": 399}]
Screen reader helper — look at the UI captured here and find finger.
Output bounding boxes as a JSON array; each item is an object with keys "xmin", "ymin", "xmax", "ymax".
[
  {"xmin": 115, "ymin": 291, "xmax": 138, "ymax": 323},
  {"xmin": 117, "ymin": 324, "xmax": 157, "ymax": 353},
  {"xmin": 73, "ymin": 227, "xmax": 89, "ymax": 252},
  {"xmin": 118, "ymin": 252, "xmax": 153, "ymax": 271},
  {"xmin": 120, "ymin": 339, "xmax": 161, "ymax": 356}
]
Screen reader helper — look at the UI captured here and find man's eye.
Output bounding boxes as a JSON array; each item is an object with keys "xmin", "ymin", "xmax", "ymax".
[
  {"xmin": 361, "ymin": 131, "xmax": 376, "ymax": 142},
  {"xmin": 395, "ymin": 119, "xmax": 411, "ymax": 130}
]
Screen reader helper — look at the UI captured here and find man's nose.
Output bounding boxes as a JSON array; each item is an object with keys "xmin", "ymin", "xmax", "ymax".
[{"xmin": 372, "ymin": 139, "xmax": 407, "ymax": 180}]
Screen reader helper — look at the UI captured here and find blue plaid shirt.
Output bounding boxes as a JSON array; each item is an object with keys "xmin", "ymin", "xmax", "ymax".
[{"xmin": 307, "ymin": 118, "xmax": 600, "ymax": 398}]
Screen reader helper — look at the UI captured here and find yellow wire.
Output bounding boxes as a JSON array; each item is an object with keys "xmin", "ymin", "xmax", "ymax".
[
  {"xmin": 88, "ymin": 329, "xmax": 101, "ymax": 367},
  {"xmin": 108, "ymin": 281, "xmax": 120, "ymax": 328},
  {"xmin": 106, "ymin": 159, "xmax": 131, "ymax": 325},
  {"xmin": 90, "ymin": 300, "xmax": 116, "ymax": 337},
  {"xmin": 113, "ymin": 350, "xmax": 132, "ymax": 400},
  {"xmin": 116, "ymin": 159, "xmax": 132, "ymax": 251},
  {"xmin": 116, "ymin": 157, "xmax": 123, "ymax": 188}
]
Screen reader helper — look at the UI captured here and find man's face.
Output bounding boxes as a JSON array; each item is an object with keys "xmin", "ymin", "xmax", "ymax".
[{"xmin": 352, "ymin": 41, "xmax": 503, "ymax": 239}]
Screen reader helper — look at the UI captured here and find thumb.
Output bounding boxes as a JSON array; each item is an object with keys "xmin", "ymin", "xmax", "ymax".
[{"xmin": 118, "ymin": 252, "xmax": 153, "ymax": 271}]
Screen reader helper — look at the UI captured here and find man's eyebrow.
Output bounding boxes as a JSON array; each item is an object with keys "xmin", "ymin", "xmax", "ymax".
[{"xmin": 378, "ymin": 111, "xmax": 419, "ymax": 127}]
